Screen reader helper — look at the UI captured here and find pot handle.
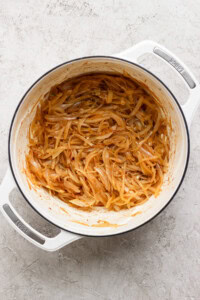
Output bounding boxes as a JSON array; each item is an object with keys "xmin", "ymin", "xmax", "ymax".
[
  {"xmin": 115, "ymin": 40, "xmax": 200, "ymax": 127},
  {"xmin": 0, "ymin": 169, "xmax": 81, "ymax": 251}
]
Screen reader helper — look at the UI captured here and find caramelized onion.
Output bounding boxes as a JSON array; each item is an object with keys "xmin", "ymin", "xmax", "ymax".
[{"xmin": 26, "ymin": 73, "xmax": 170, "ymax": 210}]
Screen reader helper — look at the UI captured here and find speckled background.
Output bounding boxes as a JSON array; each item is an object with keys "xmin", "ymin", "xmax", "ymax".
[{"xmin": 0, "ymin": 1, "xmax": 200, "ymax": 299}]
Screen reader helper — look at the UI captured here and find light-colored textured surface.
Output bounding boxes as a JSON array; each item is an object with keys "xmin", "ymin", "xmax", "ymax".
[{"xmin": 0, "ymin": 0, "xmax": 200, "ymax": 299}]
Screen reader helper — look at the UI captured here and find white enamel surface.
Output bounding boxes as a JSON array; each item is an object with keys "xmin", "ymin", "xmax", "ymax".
[
  {"xmin": 115, "ymin": 40, "xmax": 200, "ymax": 128},
  {"xmin": 9, "ymin": 56, "xmax": 189, "ymax": 236},
  {"xmin": 0, "ymin": 169, "xmax": 80, "ymax": 251}
]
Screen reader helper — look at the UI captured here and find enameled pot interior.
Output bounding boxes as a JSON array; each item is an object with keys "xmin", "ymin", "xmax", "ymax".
[{"xmin": 9, "ymin": 57, "xmax": 189, "ymax": 236}]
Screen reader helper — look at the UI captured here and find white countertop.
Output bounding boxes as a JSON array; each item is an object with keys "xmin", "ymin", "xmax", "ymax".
[{"xmin": 0, "ymin": 0, "xmax": 200, "ymax": 299}]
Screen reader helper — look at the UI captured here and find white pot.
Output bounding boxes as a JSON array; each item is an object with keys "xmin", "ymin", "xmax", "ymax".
[{"xmin": 1, "ymin": 40, "xmax": 200, "ymax": 251}]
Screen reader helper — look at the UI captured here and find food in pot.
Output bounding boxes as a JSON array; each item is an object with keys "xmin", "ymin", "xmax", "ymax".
[{"xmin": 26, "ymin": 73, "xmax": 170, "ymax": 211}]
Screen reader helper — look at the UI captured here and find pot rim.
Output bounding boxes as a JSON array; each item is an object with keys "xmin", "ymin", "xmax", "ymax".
[{"xmin": 8, "ymin": 55, "xmax": 190, "ymax": 237}]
